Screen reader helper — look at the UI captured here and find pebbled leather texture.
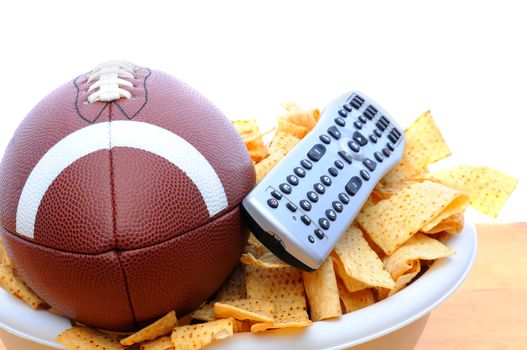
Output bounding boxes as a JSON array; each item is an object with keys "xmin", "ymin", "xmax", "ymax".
[{"xmin": 0, "ymin": 65, "xmax": 255, "ymax": 330}]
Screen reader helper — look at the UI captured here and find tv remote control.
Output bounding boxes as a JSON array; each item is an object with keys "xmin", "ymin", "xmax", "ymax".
[{"xmin": 241, "ymin": 92, "xmax": 405, "ymax": 271}]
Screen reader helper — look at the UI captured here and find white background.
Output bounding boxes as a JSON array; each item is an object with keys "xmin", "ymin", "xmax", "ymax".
[{"xmin": 0, "ymin": 1, "xmax": 524, "ymax": 223}]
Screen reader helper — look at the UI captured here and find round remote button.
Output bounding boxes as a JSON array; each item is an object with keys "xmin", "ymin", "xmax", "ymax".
[
  {"xmin": 359, "ymin": 115, "xmax": 367, "ymax": 123},
  {"xmin": 338, "ymin": 109, "xmax": 348, "ymax": 117},
  {"xmin": 301, "ymin": 159, "xmax": 313, "ymax": 170},
  {"xmin": 348, "ymin": 141, "xmax": 360, "ymax": 153},
  {"xmin": 369, "ymin": 134, "xmax": 378, "ymax": 143},
  {"xmin": 332, "ymin": 201, "xmax": 343, "ymax": 212},
  {"xmin": 301, "ymin": 215, "xmax": 312, "ymax": 225},
  {"xmin": 271, "ymin": 190, "xmax": 282, "ymax": 200},
  {"xmin": 286, "ymin": 202, "xmax": 297, "ymax": 212},
  {"xmin": 374, "ymin": 151, "xmax": 384, "ymax": 162},
  {"xmin": 308, "ymin": 235, "xmax": 315, "ymax": 243},
  {"xmin": 328, "ymin": 167, "xmax": 338, "ymax": 177},
  {"xmin": 320, "ymin": 175, "xmax": 332, "ymax": 186},
  {"xmin": 294, "ymin": 167, "xmax": 306, "ymax": 177},
  {"xmin": 307, "ymin": 191, "xmax": 319, "ymax": 202},
  {"xmin": 374, "ymin": 129, "xmax": 382, "ymax": 137},
  {"xmin": 300, "ymin": 200, "xmax": 312, "ymax": 211},
  {"xmin": 387, "ymin": 142, "xmax": 395, "ymax": 151},
  {"xmin": 360, "ymin": 169, "xmax": 370, "ymax": 181},
  {"xmin": 339, "ymin": 192, "xmax": 350, "ymax": 204},
  {"xmin": 267, "ymin": 198, "xmax": 279, "ymax": 208},
  {"xmin": 314, "ymin": 183, "xmax": 325, "ymax": 194},
  {"xmin": 319, "ymin": 134, "xmax": 331, "ymax": 144},
  {"xmin": 334, "ymin": 160, "xmax": 344, "ymax": 169},
  {"xmin": 280, "ymin": 183, "xmax": 292, "ymax": 194},
  {"xmin": 343, "ymin": 104, "xmax": 352, "ymax": 112},
  {"xmin": 335, "ymin": 117, "xmax": 346, "ymax": 126},
  {"xmin": 319, "ymin": 218, "xmax": 330, "ymax": 230},
  {"xmin": 287, "ymin": 175, "xmax": 299, "ymax": 186},
  {"xmin": 326, "ymin": 209, "xmax": 337, "ymax": 221},
  {"xmin": 383, "ymin": 147, "xmax": 391, "ymax": 157},
  {"xmin": 353, "ymin": 121, "xmax": 362, "ymax": 129},
  {"xmin": 314, "ymin": 229, "xmax": 325, "ymax": 239}
]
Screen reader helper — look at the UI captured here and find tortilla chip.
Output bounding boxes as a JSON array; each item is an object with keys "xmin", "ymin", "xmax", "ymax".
[
  {"xmin": 121, "ymin": 311, "xmax": 177, "ymax": 346},
  {"xmin": 56, "ymin": 327, "xmax": 124, "ymax": 350},
  {"xmin": 240, "ymin": 251, "xmax": 289, "ymax": 268},
  {"xmin": 140, "ymin": 336, "xmax": 173, "ymax": 350},
  {"xmin": 383, "ymin": 111, "xmax": 451, "ymax": 184},
  {"xmin": 246, "ymin": 233, "xmax": 271, "ymax": 257},
  {"xmin": 216, "ymin": 264, "xmax": 246, "ymax": 301},
  {"xmin": 191, "ymin": 303, "xmax": 215, "ymax": 322},
  {"xmin": 214, "ymin": 299, "xmax": 275, "ymax": 323},
  {"xmin": 383, "ymin": 233, "xmax": 455, "ymax": 281},
  {"xmin": 268, "ymin": 131, "xmax": 301, "ymax": 155},
  {"xmin": 338, "ymin": 286, "xmax": 375, "ymax": 313},
  {"xmin": 377, "ymin": 260, "xmax": 421, "ymax": 300},
  {"xmin": 245, "ymin": 266, "xmax": 312, "ymax": 332},
  {"xmin": 302, "ymin": 257, "xmax": 342, "ymax": 321},
  {"xmin": 171, "ymin": 318, "xmax": 234, "ymax": 350},
  {"xmin": 357, "ymin": 181, "xmax": 469, "ymax": 255},
  {"xmin": 332, "ymin": 226, "xmax": 395, "ymax": 291},
  {"xmin": 424, "ymin": 166, "xmax": 517, "ymax": 218},
  {"xmin": 277, "ymin": 117, "xmax": 309, "ymax": 139},
  {"xmin": 0, "ymin": 264, "xmax": 46, "ymax": 309},
  {"xmin": 233, "ymin": 319, "xmax": 252, "ymax": 333},
  {"xmin": 254, "ymin": 151, "xmax": 285, "ymax": 183},
  {"xmin": 422, "ymin": 212, "xmax": 464, "ymax": 235},
  {"xmin": 280, "ymin": 102, "xmax": 320, "ymax": 130}
]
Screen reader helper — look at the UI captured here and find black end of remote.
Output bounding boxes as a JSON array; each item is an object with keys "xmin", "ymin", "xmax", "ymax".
[{"xmin": 240, "ymin": 204, "xmax": 315, "ymax": 272}]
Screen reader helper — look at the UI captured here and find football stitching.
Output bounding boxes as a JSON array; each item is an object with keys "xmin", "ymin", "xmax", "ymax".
[
  {"xmin": 73, "ymin": 75, "xmax": 108, "ymax": 124},
  {"xmin": 114, "ymin": 68, "xmax": 152, "ymax": 120}
]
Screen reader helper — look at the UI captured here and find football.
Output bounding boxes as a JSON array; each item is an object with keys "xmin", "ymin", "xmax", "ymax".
[{"xmin": 0, "ymin": 60, "xmax": 255, "ymax": 330}]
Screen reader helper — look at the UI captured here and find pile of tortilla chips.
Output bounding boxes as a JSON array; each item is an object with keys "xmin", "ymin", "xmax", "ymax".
[{"xmin": 0, "ymin": 105, "xmax": 517, "ymax": 349}]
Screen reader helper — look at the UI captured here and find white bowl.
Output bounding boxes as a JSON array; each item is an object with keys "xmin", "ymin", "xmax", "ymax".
[{"xmin": 0, "ymin": 222, "xmax": 477, "ymax": 350}]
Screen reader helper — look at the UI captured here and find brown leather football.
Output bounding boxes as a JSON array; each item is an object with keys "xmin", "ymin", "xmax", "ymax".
[{"xmin": 0, "ymin": 60, "xmax": 255, "ymax": 331}]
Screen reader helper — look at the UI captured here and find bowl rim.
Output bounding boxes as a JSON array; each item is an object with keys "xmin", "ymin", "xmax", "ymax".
[{"xmin": 0, "ymin": 222, "xmax": 478, "ymax": 350}]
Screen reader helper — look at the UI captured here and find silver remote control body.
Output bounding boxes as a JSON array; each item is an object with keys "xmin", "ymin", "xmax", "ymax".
[{"xmin": 241, "ymin": 92, "xmax": 405, "ymax": 271}]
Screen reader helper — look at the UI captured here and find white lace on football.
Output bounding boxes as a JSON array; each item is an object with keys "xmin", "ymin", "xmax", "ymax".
[{"xmin": 87, "ymin": 60, "xmax": 136, "ymax": 103}]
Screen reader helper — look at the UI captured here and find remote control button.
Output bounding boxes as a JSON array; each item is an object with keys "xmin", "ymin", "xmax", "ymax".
[
  {"xmin": 314, "ymin": 183, "xmax": 326, "ymax": 194},
  {"xmin": 301, "ymin": 215, "xmax": 312, "ymax": 225},
  {"xmin": 271, "ymin": 190, "xmax": 282, "ymax": 200},
  {"xmin": 368, "ymin": 105, "xmax": 378, "ymax": 114},
  {"xmin": 332, "ymin": 201, "xmax": 343, "ymax": 212},
  {"xmin": 301, "ymin": 159, "xmax": 313, "ymax": 169},
  {"xmin": 319, "ymin": 134, "xmax": 331, "ymax": 144},
  {"xmin": 363, "ymin": 158, "xmax": 377, "ymax": 171},
  {"xmin": 374, "ymin": 151, "xmax": 384, "ymax": 162},
  {"xmin": 339, "ymin": 192, "xmax": 350, "ymax": 204},
  {"xmin": 359, "ymin": 115, "xmax": 367, "ymax": 123},
  {"xmin": 352, "ymin": 131, "xmax": 368, "ymax": 146},
  {"xmin": 348, "ymin": 141, "xmax": 360, "ymax": 153},
  {"xmin": 387, "ymin": 142, "xmax": 395, "ymax": 151},
  {"xmin": 314, "ymin": 228, "xmax": 325, "ymax": 240},
  {"xmin": 388, "ymin": 133, "xmax": 398, "ymax": 144},
  {"xmin": 376, "ymin": 121, "xmax": 386, "ymax": 131},
  {"xmin": 294, "ymin": 167, "xmax": 306, "ymax": 177},
  {"xmin": 326, "ymin": 209, "xmax": 337, "ymax": 221},
  {"xmin": 335, "ymin": 117, "xmax": 346, "ymax": 126},
  {"xmin": 320, "ymin": 175, "xmax": 332, "ymax": 186},
  {"xmin": 383, "ymin": 147, "xmax": 391, "ymax": 157},
  {"xmin": 345, "ymin": 176, "xmax": 363, "ymax": 196},
  {"xmin": 338, "ymin": 150, "xmax": 353, "ymax": 164},
  {"xmin": 307, "ymin": 191, "xmax": 319, "ymax": 202},
  {"xmin": 319, "ymin": 218, "xmax": 330, "ymax": 230},
  {"xmin": 328, "ymin": 167, "xmax": 338, "ymax": 177},
  {"xmin": 267, "ymin": 198, "xmax": 279, "ymax": 208},
  {"xmin": 360, "ymin": 169, "xmax": 370, "ymax": 181},
  {"xmin": 308, "ymin": 235, "xmax": 315, "ymax": 243},
  {"xmin": 373, "ymin": 129, "xmax": 382, "ymax": 138},
  {"xmin": 369, "ymin": 134, "xmax": 378, "ymax": 143},
  {"xmin": 392, "ymin": 128, "xmax": 401, "ymax": 137},
  {"xmin": 353, "ymin": 121, "xmax": 363, "ymax": 129},
  {"xmin": 380, "ymin": 116, "xmax": 390, "ymax": 127},
  {"xmin": 355, "ymin": 95, "xmax": 365, "ymax": 102},
  {"xmin": 364, "ymin": 110, "xmax": 375, "ymax": 120},
  {"xmin": 287, "ymin": 175, "xmax": 299, "ymax": 186},
  {"xmin": 307, "ymin": 144, "xmax": 326, "ymax": 161},
  {"xmin": 327, "ymin": 126, "xmax": 341, "ymax": 139},
  {"xmin": 300, "ymin": 200, "xmax": 312, "ymax": 211},
  {"xmin": 280, "ymin": 183, "xmax": 292, "ymax": 194},
  {"xmin": 350, "ymin": 100, "xmax": 361, "ymax": 109},
  {"xmin": 338, "ymin": 109, "xmax": 348, "ymax": 117},
  {"xmin": 343, "ymin": 104, "xmax": 352, "ymax": 112},
  {"xmin": 286, "ymin": 202, "xmax": 297, "ymax": 212},
  {"xmin": 334, "ymin": 160, "xmax": 344, "ymax": 169}
]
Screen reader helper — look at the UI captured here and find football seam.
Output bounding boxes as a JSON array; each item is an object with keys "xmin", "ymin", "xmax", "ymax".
[{"xmin": 73, "ymin": 75, "xmax": 108, "ymax": 124}]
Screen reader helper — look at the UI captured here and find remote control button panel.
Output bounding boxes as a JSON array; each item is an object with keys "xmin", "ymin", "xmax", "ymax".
[{"xmin": 241, "ymin": 91, "xmax": 405, "ymax": 271}]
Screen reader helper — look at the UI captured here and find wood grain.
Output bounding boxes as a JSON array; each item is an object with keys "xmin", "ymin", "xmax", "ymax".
[
  {"xmin": 415, "ymin": 223, "xmax": 527, "ymax": 350},
  {"xmin": 1, "ymin": 223, "xmax": 526, "ymax": 350}
]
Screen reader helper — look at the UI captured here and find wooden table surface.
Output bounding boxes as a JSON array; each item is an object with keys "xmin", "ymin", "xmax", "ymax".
[{"xmin": 1, "ymin": 223, "xmax": 526, "ymax": 350}]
